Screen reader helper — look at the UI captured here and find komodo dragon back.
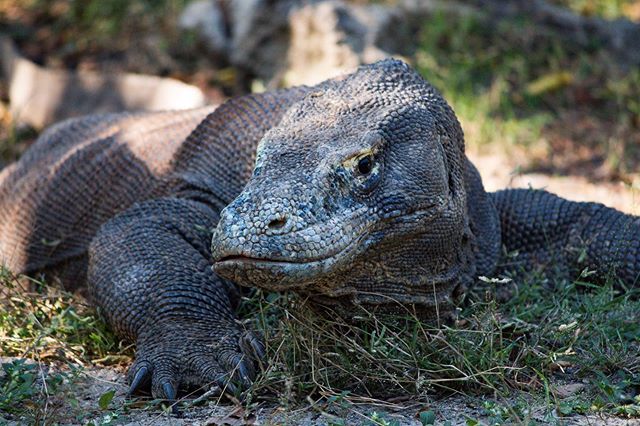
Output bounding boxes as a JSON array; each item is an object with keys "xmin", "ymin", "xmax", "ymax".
[{"xmin": 0, "ymin": 108, "xmax": 214, "ymax": 287}]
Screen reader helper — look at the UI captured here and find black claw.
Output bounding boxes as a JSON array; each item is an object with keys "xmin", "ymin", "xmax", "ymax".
[
  {"xmin": 162, "ymin": 382, "xmax": 177, "ymax": 401},
  {"xmin": 252, "ymin": 338, "xmax": 266, "ymax": 361},
  {"xmin": 161, "ymin": 382, "xmax": 180, "ymax": 415},
  {"xmin": 128, "ymin": 366, "xmax": 150, "ymax": 397},
  {"xmin": 242, "ymin": 332, "xmax": 266, "ymax": 361},
  {"xmin": 230, "ymin": 354, "xmax": 252, "ymax": 386},
  {"xmin": 237, "ymin": 359, "xmax": 251, "ymax": 382},
  {"xmin": 170, "ymin": 404, "xmax": 180, "ymax": 416}
]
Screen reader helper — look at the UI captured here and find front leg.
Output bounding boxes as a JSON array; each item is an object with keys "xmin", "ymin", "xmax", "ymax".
[
  {"xmin": 491, "ymin": 188, "xmax": 640, "ymax": 286},
  {"xmin": 88, "ymin": 197, "xmax": 263, "ymax": 403}
]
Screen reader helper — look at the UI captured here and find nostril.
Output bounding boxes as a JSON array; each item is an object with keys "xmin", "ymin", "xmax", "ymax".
[{"xmin": 267, "ymin": 217, "xmax": 287, "ymax": 230}]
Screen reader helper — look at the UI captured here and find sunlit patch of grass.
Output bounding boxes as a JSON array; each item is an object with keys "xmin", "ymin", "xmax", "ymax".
[
  {"xmin": 552, "ymin": 0, "xmax": 639, "ymax": 20},
  {"xmin": 241, "ymin": 271, "xmax": 640, "ymax": 422},
  {"xmin": 416, "ymin": 12, "xmax": 557, "ymax": 152},
  {"xmin": 0, "ymin": 125, "xmax": 37, "ymax": 166},
  {"xmin": 0, "ymin": 267, "xmax": 132, "ymax": 364},
  {"xmin": 0, "ymin": 266, "xmax": 133, "ymax": 423},
  {"xmin": 0, "ymin": 102, "xmax": 37, "ymax": 166}
]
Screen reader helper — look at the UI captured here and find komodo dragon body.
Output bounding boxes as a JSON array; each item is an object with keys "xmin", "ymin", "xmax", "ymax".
[{"xmin": 1, "ymin": 60, "xmax": 638, "ymax": 402}]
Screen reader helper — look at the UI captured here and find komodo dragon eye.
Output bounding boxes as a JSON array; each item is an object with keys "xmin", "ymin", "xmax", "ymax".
[{"xmin": 357, "ymin": 155, "xmax": 373, "ymax": 175}]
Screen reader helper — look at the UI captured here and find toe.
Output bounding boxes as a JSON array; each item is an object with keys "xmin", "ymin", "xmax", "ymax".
[
  {"xmin": 232, "ymin": 354, "xmax": 255, "ymax": 387},
  {"xmin": 149, "ymin": 358, "xmax": 178, "ymax": 397},
  {"xmin": 161, "ymin": 382, "xmax": 180, "ymax": 415},
  {"xmin": 191, "ymin": 354, "xmax": 240, "ymax": 397},
  {"xmin": 161, "ymin": 381, "xmax": 177, "ymax": 401},
  {"xmin": 237, "ymin": 358, "xmax": 252, "ymax": 383},
  {"xmin": 218, "ymin": 349, "xmax": 255, "ymax": 390},
  {"xmin": 240, "ymin": 330, "xmax": 266, "ymax": 362}
]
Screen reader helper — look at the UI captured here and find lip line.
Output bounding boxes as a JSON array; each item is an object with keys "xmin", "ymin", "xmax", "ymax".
[{"xmin": 215, "ymin": 254, "xmax": 311, "ymax": 265}]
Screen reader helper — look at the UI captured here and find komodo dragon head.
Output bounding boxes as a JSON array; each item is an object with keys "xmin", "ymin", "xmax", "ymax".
[{"xmin": 212, "ymin": 59, "xmax": 499, "ymax": 313}]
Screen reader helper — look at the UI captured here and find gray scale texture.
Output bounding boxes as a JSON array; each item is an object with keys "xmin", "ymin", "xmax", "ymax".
[{"xmin": 0, "ymin": 60, "xmax": 637, "ymax": 402}]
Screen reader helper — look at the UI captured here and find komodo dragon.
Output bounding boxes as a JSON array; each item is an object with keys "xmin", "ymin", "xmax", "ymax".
[{"xmin": 0, "ymin": 59, "xmax": 638, "ymax": 404}]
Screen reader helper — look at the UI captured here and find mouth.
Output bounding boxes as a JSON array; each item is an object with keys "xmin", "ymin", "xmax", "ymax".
[
  {"xmin": 212, "ymin": 252, "xmax": 338, "ymax": 291},
  {"xmin": 211, "ymin": 234, "xmax": 366, "ymax": 290},
  {"xmin": 215, "ymin": 254, "xmax": 305, "ymax": 266}
]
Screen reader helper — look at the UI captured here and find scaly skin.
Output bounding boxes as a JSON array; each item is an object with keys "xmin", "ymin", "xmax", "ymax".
[
  {"xmin": 0, "ymin": 60, "xmax": 637, "ymax": 405},
  {"xmin": 492, "ymin": 188, "xmax": 640, "ymax": 283}
]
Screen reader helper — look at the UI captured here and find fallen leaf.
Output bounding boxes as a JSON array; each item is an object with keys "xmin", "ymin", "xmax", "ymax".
[{"xmin": 526, "ymin": 72, "xmax": 574, "ymax": 96}]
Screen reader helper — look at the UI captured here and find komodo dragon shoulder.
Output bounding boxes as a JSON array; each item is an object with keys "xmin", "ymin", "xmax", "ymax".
[{"xmin": 1, "ymin": 59, "xmax": 637, "ymax": 405}]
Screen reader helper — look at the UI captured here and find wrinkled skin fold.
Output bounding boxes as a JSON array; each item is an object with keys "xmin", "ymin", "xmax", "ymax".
[{"xmin": 0, "ymin": 60, "xmax": 638, "ymax": 405}]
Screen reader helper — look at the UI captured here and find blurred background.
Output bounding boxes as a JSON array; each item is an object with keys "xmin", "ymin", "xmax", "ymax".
[{"xmin": 1, "ymin": 0, "xmax": 639, "ymax": 212}]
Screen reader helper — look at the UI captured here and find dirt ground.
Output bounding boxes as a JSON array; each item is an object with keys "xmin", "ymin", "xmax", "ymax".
[
  {"xmin": 469, "ymin": 150, "xmax": 639, "ymax": 215},
  {"xmin": 2, "ymin": 360, "xmax": 637, "ymax": 425}
]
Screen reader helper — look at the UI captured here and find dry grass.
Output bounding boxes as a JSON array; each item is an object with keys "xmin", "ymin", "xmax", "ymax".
[{"xmin": 239, "ymin": 273, "xmax": 640, "ymax": 421}]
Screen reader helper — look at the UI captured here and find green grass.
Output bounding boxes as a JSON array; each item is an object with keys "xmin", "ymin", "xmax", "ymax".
[
  {"xmin": 0, "ymin": 268, "xmax": 130, "ymax": 364},
  {"xmin": 0, "ymin": 0, "xmax": 198, "ymax": 78},
  {"xmin": 0, "ymin": 122, "xmax": 37, "ymax": 166},
  {"xmin": 2, "ymin": 266, "xmax": 638, "ymax": 423},
  {"xmin": 0, "ymin": 267, "xmax": 133, "ymax": 424},
  {"xmin": 1, "ymin": 0, "xmax": 188, "ymax": 50},
  {"xmin": 552, "ymin": 0, "xmax": 639, "ymax": 20}
]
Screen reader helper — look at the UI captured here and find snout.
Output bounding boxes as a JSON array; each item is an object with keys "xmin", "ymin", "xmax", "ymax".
[
  {"xmin": 210, "ymin": 193, "xmax": 313, "ymax": 289},
  {"xmin": 211, "ymin": 209, "xmax": 321, "ymax": 290},
  {"xmin": 210, "ymin": 196, "xmax": 298, "ymax": 264},
  {"xmin": 211, "ymin": 208, "xmax": 362, "ymax": 293}
]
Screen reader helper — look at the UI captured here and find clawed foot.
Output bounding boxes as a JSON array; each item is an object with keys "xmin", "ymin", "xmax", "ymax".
[{"xmin": 126, "ymin": 319, "xmax": 265, "ymax": 413}]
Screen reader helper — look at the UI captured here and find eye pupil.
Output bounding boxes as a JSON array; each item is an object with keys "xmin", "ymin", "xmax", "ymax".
[{"xmin": 357, "ymin": 156, "xmax": 373, "ymax": 175}]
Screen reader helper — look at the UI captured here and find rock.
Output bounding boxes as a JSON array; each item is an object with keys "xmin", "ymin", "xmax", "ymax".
[
  {"xmin": 228, "ymin": 0, "xmax": 294, "ymax": 82},
  {"xmin": 0, "ymin": 38, "xmax": 207, "ymax": 129},
  {"xmin": 179, "ymin": 0, "xmax": 294, "ymax": 82},
  {"xmin": 284, "ymin": 1, "xmax": 383, "ymax": 86},
  {"xmin": 284, "ymin": 1, "xmax": 424, "ymax": 86},
  {"xmin": 179, "ymin": 0, "xmax": 424, "ymax": 87},
  {"xmin": 179, "ymin": 0, "xmax": 228, "ymax": 57}
]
